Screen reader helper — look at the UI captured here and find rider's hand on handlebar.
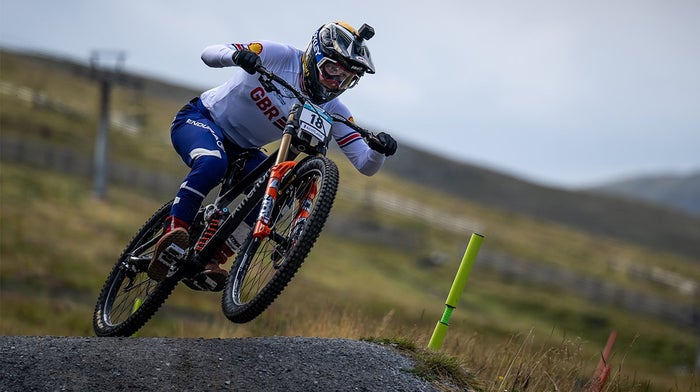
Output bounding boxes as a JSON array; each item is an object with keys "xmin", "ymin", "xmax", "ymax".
[
  {"xmin": 368, "ymin": 132, "xmax": 397, "ymax": 157},
  {"xmin": 232, "ymin": 49, "xmax": 262, "ymax": 74}
]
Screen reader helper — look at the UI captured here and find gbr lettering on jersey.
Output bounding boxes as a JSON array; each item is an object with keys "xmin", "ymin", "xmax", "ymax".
[
  {"xmin": 233, "ymin": 42, "xmax": 289, "ymax": 132},
  {"xmin": 249, "ymin": 86, "xmax": 286, "ymax": 131}
]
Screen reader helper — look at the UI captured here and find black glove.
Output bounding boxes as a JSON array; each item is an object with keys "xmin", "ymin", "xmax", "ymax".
[
  {"xmin": 368, "ymin": 132, "xmax": 397, "ymax": 157},
  {"xmin": 232, "ymin": 49, "xmax": 261, "ymax": 74}
]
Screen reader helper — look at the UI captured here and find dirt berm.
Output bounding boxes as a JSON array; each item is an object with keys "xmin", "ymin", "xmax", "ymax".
[{"xmin": 0, "ymin": 335, "xmax": 440, "ymax": 391}]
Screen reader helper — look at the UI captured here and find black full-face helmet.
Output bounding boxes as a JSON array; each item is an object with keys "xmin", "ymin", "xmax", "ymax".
[{"xmin": 302, "ymin": 21, "xmax": 376, "ymax": 103}]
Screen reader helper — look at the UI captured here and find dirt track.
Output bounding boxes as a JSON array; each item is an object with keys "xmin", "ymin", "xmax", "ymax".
[{"xmin": 0, "ymin": 336, "xmax": 439, "ymax": 391}]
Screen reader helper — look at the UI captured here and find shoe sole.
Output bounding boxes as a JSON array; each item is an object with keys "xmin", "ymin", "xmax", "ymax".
[{"xmin": 147, "ymin": 229, "xmax": 189, "ymax": 281}]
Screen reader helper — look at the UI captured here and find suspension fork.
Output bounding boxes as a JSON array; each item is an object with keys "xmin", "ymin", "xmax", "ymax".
[
  {"xmin": 252, "ymin": 107, "xmax": 301, "ymax": 240},
  {"xmin": 252, "ymin": 160, "xmax": 296, "ymax": 239},
  {"xmin": 294, "ymin": 180, "xmax": 318, "ymax": 225},
  {"xmin": 288, "ymin": 179, "xmax": 318, "ymax": 240}
]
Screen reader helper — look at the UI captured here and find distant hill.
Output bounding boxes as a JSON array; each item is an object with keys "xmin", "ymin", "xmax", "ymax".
[
  {"xmin": 1, "ymin": 48, "xmax": 201, "ymax": 103},
  {"xmin": 585, "ymin": 172, "xmax": 700, "ymax": 217},
  {"xmin": 382, "ymin": 144, "xmax": 700, "ymax": 259}
]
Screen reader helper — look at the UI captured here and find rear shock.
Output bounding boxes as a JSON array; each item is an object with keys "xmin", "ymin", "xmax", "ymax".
[{"xmin": 195, "ymin": 206, "xmax": 229, "ymax": 252}]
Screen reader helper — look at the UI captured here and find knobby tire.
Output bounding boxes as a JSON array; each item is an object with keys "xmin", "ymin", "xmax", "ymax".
[
  {"xmin": 222, "ymin": 157, "xmax": 339, "ymax": 323},
  {"xmin": 93, "ymin": 201, "xmax": 178, "ymax": 337}
]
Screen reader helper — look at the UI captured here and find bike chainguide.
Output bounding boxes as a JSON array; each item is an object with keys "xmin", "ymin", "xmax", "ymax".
[{"xmin": 93, "ymin": 64, "xmax": 386, "ymax": 336}]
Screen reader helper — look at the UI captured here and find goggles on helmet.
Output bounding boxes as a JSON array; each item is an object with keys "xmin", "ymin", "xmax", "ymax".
[{"xmin": 317, "ymin": 57, "xmax": 359, "ymax": 91}]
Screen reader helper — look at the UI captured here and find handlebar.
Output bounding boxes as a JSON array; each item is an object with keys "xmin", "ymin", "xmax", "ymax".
[{"xmin": 254, "ymin": 64, "xmax": 381, "ymax": 144}]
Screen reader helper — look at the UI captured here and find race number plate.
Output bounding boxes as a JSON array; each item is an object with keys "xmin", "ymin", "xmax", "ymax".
[{"xmin": 299, "ymin": 102, "xmax": 333, "ymax": 142}]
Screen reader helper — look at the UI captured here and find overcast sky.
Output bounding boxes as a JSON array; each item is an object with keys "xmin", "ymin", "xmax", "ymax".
[{"xmin": 1, "ymin": 0, "xmax": 698, "ymax": 188}]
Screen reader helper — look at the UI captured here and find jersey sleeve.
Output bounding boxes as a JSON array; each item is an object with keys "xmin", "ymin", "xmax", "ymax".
[
  {"xmin": 200, "ymin": 44, "xmax": 237, "ymax": 67},
  {"xmin": 327, "ymin": 101, "xmax": 386, "ymax": 176},
  {"xmin": 201, "ymin": 41, "xmax": 296, "ymax": 69}
]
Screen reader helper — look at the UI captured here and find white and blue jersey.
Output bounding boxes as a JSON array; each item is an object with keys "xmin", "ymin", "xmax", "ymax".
[
  {"xmin": 199, "ymin": 40, "xmax": 385, "ymax": 176},
  {"xmin": 169, "ymin": 40, "xmax": 385, "ymax": 225}
]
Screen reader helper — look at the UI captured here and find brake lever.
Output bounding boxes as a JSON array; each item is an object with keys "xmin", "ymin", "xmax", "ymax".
[
  {"xmin": 258, "ymin": 74, "xmax": 280, "ymax": 94},
  {"xmin": 363, "ymin": 132, "xmax": 381, "ymax": 146}
]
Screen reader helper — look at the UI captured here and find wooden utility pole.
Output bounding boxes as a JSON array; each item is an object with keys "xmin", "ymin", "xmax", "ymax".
[{"xmin": 90, "ymin": 50, "xmax": 125, "ymax": 199}]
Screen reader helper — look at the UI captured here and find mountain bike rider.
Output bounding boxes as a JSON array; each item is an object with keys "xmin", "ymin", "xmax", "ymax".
[{"xmin": 147, "ymin": 21, "xmax": 398, "ymax": 291}]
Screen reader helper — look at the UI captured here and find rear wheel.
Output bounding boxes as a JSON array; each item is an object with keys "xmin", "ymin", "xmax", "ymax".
[
  {"xmin": 222, "ymin": 157, "xmax": 339, "ymax": 323},
  {"xmin": 93, "ymin": 201, "xmax": 179, "ymax": 337}
]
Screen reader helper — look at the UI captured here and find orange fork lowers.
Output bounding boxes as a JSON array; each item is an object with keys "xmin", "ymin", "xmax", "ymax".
[
  {"xmin": 253, "ymin": 161, "xmax": 297, "ymax": 239},
  {"xmin": 294, "ymin": 180, "xmax": 318, "ymax": 223},
  {"xmin": 289, "ymin": 180, "xmax": 318, "ymax": 239}
]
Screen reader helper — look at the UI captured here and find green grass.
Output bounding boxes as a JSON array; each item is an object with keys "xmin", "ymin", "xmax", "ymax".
[
  {"xmin": 363, "ymin": 336, "xmax": 482, "ymax": 390},
  {"xmin": 1, "ymin": 163, "xmax": 697, "ymax": 391},
  {"xmin": 1, "ymin": 49, "xmax": 698, "ymax": 391}
]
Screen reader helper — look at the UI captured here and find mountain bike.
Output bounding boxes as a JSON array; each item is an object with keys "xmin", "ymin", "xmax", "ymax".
[{"xmin": 93, "ymin": 64, "xmax": 389, "ymax": 337}]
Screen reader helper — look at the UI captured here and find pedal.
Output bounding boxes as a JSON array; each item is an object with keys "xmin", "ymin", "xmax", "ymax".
[
  {"xmin": 184, "ymin": 273, "xmax": 219, "ymax": 291},
  {"xmin": 157, "ymin": 243, "xmax": 186, "ymax": 268}
]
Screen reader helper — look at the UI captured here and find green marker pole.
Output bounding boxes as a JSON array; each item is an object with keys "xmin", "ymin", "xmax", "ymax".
[
  {"xmin": 131, "ymin": 297, "xmax": 143, "ymax": 337},
  {"xmin": 428, "ymin": 233, "xmax": 484, "ymax": 351},
  {"xmin": 132, "ymin": 297, "xmax": 143, "ymax": 314}
]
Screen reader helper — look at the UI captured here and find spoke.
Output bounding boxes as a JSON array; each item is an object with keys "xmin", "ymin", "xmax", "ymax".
[{"xmin": 131, "ymin": 235, "xmax": 159, "ymax": 255}]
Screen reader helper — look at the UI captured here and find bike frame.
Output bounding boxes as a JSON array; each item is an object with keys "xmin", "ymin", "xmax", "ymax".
[{"xmin": 193, "ymin": 147, "xmax": 292, "ymax": 268}]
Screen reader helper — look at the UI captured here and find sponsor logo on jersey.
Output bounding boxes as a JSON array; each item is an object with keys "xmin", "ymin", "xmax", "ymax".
[
  {"xmin": 248, "ymin": 42, "xmax": 263, "ymax": 55},
  {"xmin": 232, "ymin": 42, "xmax": 263, "ymax": 55}
]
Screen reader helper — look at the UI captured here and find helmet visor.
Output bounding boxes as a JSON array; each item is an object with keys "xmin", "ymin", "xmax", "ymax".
[{"xmin": 317, "ymin": 58, "xmax": 359, "ymax": 91}]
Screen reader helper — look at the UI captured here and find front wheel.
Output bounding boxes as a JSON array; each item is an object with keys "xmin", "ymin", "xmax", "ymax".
[
  {"xmin": 93, "ymin": 201, "xmax": 178, "ymax": 337},
  {"xmin": 222, "ymin": 157, "xmax": 339, "ymax": 323}
]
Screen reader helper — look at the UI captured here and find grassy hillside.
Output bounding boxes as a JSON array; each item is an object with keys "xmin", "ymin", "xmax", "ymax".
[
  {"xmin": 3, "ymin": 163, "xmax": 697, "ymax": 390},
  {"xmin": 384, "ymin": 145, "xmax": 700, "ymax": 260},
  {"xmin": 1, "ymin": 48, "xmax": 698, "ymax": 391}
]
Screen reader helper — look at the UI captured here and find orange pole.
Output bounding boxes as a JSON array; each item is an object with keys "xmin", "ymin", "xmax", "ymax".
[{"xmin": 590, "ymin": 330, "xmax": 617, "ymax": 392}]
